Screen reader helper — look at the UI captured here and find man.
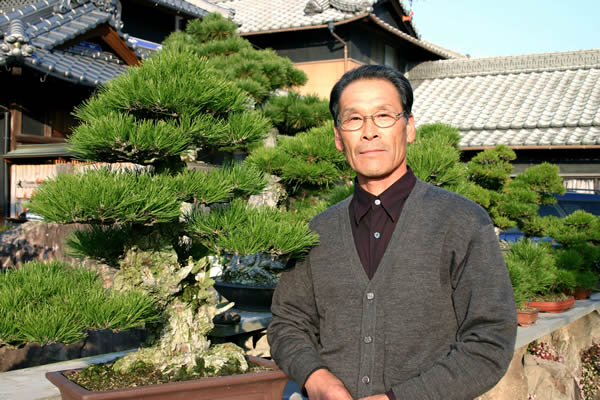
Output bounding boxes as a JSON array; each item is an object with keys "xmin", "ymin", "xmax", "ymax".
[{"xmin": 268, "ymin": 65, "xmax": 517, "ymax": 400}]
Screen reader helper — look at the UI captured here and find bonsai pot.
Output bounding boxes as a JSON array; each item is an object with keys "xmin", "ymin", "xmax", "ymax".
[
  {"xmin": 517, "ymin": 308, "xmax": 539, "ymax": 327},
  {"xmin": 45, "ymin": 355, "xmax": 288, "ymax": 400},
  {"xmin": 574, "ymin": 288, "xmax": 593, "ymax": 300},
  {"xmin": 527, "ymin": 296, "xmax": 575, "ymax": 313},
  {"xmin": 213, "ymin": 280, "xmax": 275, "ymax": 311}
]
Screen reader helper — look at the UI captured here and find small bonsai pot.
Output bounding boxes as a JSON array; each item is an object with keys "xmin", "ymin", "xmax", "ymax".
[
  {"xmin": 573, "ymin": 288, "xmax": 593, "ymax": 300},
  {"xmin": 45, "ymin": 355, "xmax": 288, "ymax": 400},
  {"xmin": 527, "ymin": 296, "xmax": 575, "ymax": 313},
  {"xmin": 517, "ymin": 308, "xmax": 539, "ymax": 327},
  {"xmin": 213, "ymin": 280, "xmax": 275, "ymax": 311}
]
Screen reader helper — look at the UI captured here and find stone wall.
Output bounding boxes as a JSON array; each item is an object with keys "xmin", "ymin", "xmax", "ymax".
[
  {"xmin": 0, "ymin": 221, "xmax": 117, "ymax": 288},
  {"xmin": 479, "ymin": 309, "xmax": 600, "ymax": 400}
]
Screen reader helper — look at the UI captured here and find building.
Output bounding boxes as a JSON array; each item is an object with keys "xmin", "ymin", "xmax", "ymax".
[{"xmin": 0, "ymin": 0, "xmax": 230, "ymax": 219}]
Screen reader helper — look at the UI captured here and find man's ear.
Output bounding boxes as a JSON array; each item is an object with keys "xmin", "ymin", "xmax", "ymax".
[
  {"xmin": 334, "ymin": 126, "xmax": 345, "ymax": 152},
  {"xmin": 406, "ymin": 114, "xmax": 416, "ymax": 144}
]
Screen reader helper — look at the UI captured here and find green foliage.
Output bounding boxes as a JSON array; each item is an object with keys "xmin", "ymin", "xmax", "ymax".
[
  {"xmin": 407, "ymin": 124, "xmax": 466, "ymax": 190},
  {"xmin": 27, "ymin": 168, "xmax": 181, "ymax": 225},
  {"xmin": 67, "ymin": 224, "xmax": 132, "ymax": 268},
  {"xmin": 0, "ymin": 261, "xmax": 160, "ymax": 346},
  {"xmin": 510, "ymin": 163, "xmax": 565, "ymax": 205},
  {"xmin": 247, "ymin": 122, "xmax": 352, "ymax": 192},
  {"xmin": 263, "ymin": 92, "xmax": 331, "ymax": 135},
  {"xmin": 466, "ymin": 145, "xmax": 515, "ymax": 191},
  {"xmin": 186, "ymin": 14, "xmax": 237, "ymax": 42},
  {"xmin": 504, "ymin": 239, "xmax": 558, "ymax": 300},
  {"xmin": 416, "ymin": 123, "xmax": 462, "ymax": 149},
  {"xmin": 69, "ymin": 112, "xmax": 192, "ymax": 165},
  {"xmin": 574, "ymin": 269, "xmax": 598, "ymax": 290},
  {"xmin": 173, "ymin": 163, "xmax": 267, "ymax": 204},
  {"xmin": 185, "ymin": 200, "xmax": 319, "ymax": 259},
  {"xmin": 164, "ymin": 15, "xmax": 306, "ymax": 104},
  {"xmin": 545, "ymin": 210, "xmax": 600, "ymax": 246}
]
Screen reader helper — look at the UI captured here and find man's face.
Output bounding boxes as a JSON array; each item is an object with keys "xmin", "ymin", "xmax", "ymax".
[{"xmin": 334, "ymin": 78, "xmax": 416, "ymax": 187}]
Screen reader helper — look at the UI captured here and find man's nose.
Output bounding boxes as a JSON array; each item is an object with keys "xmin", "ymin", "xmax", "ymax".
[{"xmin": 362, "ymin": 117, "xmax": 379, "ymax": 140}]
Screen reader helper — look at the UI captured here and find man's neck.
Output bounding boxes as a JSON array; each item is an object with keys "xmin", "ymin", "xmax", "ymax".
[{"xmin": 357, "ymin": 165, "xmax": 408, "ymax": 196}]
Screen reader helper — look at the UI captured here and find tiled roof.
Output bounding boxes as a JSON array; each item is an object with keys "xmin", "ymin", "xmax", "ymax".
[
  {"xmin": 410, "ymin": 50, "xmax": 600, "ymax": 148},
  {"xmin": 215, "ymin": 0, "xmax": 416, "ymax": 35},
  {"xmin": 0, "ymin": 0, "xmax": 215, "ymax": 86},
  {"xmin": 216, "ymin": 0, "xmax": 461, "ymax": 59}
]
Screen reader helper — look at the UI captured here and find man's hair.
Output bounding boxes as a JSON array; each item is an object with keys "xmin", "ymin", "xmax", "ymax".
[{"xmin": 329, "ymin": 65, "xmax": 414, "ymax": 127}]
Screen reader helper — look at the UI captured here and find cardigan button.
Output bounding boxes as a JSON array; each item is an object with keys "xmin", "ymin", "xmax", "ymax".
[
  {"xmin": 366, "ymin": 292, "xmax": 374, "ymax": 300},
  {"xmin": 362, "ymin": 375, "xmax": 370, "ymax": 384},
  {"xmin": 364, "ymin": 336, "xmax": 373, "ymax": 343}
]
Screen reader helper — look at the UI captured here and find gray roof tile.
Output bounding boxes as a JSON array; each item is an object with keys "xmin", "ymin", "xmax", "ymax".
[
  {"xmin": 2, "ymin": 0, "xmax": 217, "ymax": 86},
  {"xmin": 411, "ymin": 50, "xmax": 600, "ymax": 148}
]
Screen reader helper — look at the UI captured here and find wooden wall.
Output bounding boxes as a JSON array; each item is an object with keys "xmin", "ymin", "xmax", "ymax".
[{"xmin": 293, "ymin": 59, "xmax": 363, "ymax": 99}]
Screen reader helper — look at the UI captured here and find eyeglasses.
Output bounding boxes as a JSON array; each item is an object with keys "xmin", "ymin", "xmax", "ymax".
[{"xmin": 338, "ymin": 111, "xmax": 409, "ymax": 131}]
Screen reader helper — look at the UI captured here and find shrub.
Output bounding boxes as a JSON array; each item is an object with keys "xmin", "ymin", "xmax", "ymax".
[{"xmin": 0, "ymin": 261, "xmax": 160, "ymax": 346}]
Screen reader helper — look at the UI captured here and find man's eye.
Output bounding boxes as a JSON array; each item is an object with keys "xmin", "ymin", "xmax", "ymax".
[
  {"xmin": 347, "ymin": 116, "xmax": 362, "ymax": 121},
  {"xmin": 374, "ymin": 112, "xmax": 395, "ymax": 119}
]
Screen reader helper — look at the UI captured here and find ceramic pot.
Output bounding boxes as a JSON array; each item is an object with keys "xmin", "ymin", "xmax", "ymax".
[
  {"xmin": 527, "ymin": 296, "xmax": 575, "ymax": 313},
  {"xmin": 45, "ymin": 356, "xmax": 288, "ymax": 400},
  {"xmin": 517, "ymin": 308, "xmax": 539, "ymax": 327},
  {"xmin": 213, "ymin": 280, "xmax": 275, "ymax": 311},
  {"xmin": 573, "ymin": 288, "xmax": 593, "ymax": 300}
]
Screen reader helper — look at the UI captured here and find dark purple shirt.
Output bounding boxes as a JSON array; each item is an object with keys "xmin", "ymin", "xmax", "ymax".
[
  {"xmin": 349, "ymin": 168, "xmax": 416, "ymax": 400},
  {"xmin": 349, "ymin": 168, "xmax": 417, "ymax": 280}
]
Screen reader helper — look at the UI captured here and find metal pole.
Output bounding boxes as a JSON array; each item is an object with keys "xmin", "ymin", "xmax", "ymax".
[
  {"xmin": 0, "ymin": 105, "xmax": 10, "ymax": 220},
  {"xmin": 328, "ymin": 22, "xmax": 348, "ymax": 72}
]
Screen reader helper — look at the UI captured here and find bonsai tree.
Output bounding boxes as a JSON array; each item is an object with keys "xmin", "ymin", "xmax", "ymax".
[
  {"xmin": 547, "ymin": 211, "xmax": 600, "ymax": 291},
  {"xmin": 246, "ymin": 121, "xmax": 354, "ymax": 219},
  {"xmin": 262, "ymin": 91, "xmax": 331, "ymax": 136},
  {"xmin": 26, "ymin": 14, "xmax": 317, "ymax": 387},
  {"xmin": 407, "ymin": 123, "xmax": 466, "ymax": 191},
  {"xmin": 504, "ymin": 239, "xmax": 576, "ymax": 304}
]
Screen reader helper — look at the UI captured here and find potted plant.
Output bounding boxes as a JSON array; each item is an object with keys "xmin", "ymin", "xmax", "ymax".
[
  {"xmin": 185, "ymin": 199, "xmax": 319, "ymax": 310},
  {"xmin": 505, "ymin": 245, "xmax": 539, "ymax": 326},
  {"xmin": 25, "ymin": 13, "xmax": 311, "ymax": 396},
  {"xmin": 504, "ymin": 239, "xmax": 575, "ymax": 314}
]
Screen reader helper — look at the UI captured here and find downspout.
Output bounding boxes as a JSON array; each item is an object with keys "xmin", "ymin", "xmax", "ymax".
[
  {"xmin": 327, "ymin": 22, "xmax": 348, "ymax": 72},
  {"xmin": 0, "ymin": 105, "xmax": 10, "ymax": 220}
]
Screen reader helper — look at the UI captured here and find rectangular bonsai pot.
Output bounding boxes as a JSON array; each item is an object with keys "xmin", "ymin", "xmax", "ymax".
[{"xmin": 46, "ymin": 356, "xmax": 289, "ymax": 400}]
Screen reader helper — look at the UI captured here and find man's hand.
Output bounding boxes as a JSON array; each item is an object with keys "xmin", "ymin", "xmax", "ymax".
[
  {"xmin": 305, "ymin": 368, "xmax": 353, "ymax": 400},
  {"xmin": 359, "ymin": 395, "xmax": 389, "ymax": 400}
]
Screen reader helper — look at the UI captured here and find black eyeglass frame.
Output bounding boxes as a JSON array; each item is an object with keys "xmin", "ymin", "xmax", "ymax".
[{"xmin": 337, "ymin": 111, "xmax": 410, "ymax": 131}]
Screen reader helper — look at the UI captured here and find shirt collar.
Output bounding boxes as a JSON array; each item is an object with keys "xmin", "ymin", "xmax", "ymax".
[{"xmin": 352, "ymin": 167, "xmax": 417, "ymax": 225}]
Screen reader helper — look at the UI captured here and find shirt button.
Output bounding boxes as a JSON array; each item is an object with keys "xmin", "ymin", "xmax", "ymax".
[
  {"xmin": 366, "ymin": 292, "xmax": 374, "ymax": 300},
  {"xmin": 364, "ymin": 336, "xmax": 373, "ymax": 343},
  {"xmin": 374, "ymin": 232, "xmax": 380, "ymax": 239},
  {"xmin": 374, "ymin": 199, "xmax": 381, "ymax": 205},
  {"xmin": 362, "ymin": 375, "xmax": 370, "ymax": 384}
]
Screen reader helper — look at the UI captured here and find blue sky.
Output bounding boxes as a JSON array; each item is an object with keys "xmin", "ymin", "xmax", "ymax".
[{"xmin": 409, "ymin": 0, "xmax": 599, "ymax": 58}]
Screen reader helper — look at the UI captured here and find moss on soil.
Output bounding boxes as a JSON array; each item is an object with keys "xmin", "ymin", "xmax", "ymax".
[{"xmin": 65, "ymin": 360, "xmax": 271, "ymax": 391}]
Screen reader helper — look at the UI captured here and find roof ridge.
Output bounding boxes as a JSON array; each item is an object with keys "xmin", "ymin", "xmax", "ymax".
[{"xmin": 408, "ymin": 49, "xmax": 600, "ymax": 80}]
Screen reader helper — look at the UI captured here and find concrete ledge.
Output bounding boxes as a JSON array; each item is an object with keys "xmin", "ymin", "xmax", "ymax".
[{"xmin": 516, "ymin": 292, "xmax": 600, "ymax": 348}]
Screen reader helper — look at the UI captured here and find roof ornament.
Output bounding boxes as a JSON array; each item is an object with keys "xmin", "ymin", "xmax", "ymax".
[
  {"xmin": 329, "ymin": 0, "xmax": 373, "ymax": 13},
  {"xmin": 54, "ymin": 0, "xmax": 87, "ymax": 13},
  {"xmin": 0, "ymin": 20, "xmax": 34, "ymax": 59},
  {"xmin": 304, "ymin": 0, "xmax": 330, "ymax": 15}
]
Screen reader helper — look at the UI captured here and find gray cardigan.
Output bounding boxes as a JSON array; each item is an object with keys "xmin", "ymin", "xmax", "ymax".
[{"xmin": 268, "ymin": 179, "xmax": 517, "ymax": 399}]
